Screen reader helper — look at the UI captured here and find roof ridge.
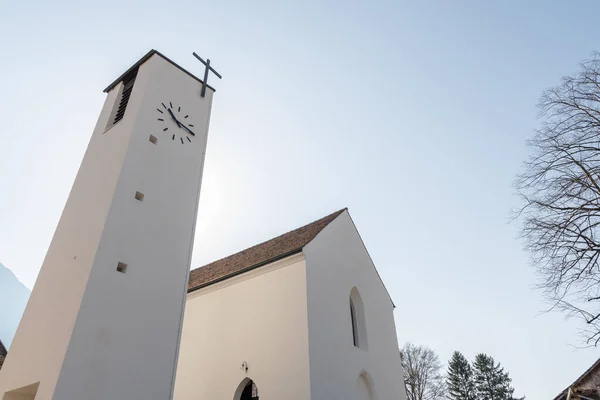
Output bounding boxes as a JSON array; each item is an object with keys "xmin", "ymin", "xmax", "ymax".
[
  {"xmin": 188, "ymin": 208, "xmax": 346, "ymax": 291},
  {"xmin": 196, "ymin": 208, "xmax": 345, "ymax": 269}
]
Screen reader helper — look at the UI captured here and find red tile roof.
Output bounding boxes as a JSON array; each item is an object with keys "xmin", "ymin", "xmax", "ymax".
[{"xmin": 188, "ymin": 209, "xmax": 346, "ymax": 292}]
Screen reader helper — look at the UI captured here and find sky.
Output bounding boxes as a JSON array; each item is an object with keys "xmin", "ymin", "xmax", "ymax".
[{"xmin": 1, "ymin": 1, "xmax": 599, "ymax": 398}]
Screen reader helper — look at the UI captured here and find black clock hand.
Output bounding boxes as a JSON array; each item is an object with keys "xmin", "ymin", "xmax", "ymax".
[
  {"xmin": 167, "ymin": 109, "xmax": 182, "ymax": 128},
  {"xmin": 181, "ymin": 124, "xmax": 196, "ymax": 136},
  {"xmin": 166, "ymin": 107, "xmax": 195, "ymax": 136}
]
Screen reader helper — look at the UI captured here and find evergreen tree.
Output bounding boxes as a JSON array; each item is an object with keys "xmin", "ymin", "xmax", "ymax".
[
  {"xmin": 446, "ymin": 351, "xmax": 475, "ymax": 400},
  {"xmin": 472, "ymin": 354, "xmax": 516, "ymax": 400}
]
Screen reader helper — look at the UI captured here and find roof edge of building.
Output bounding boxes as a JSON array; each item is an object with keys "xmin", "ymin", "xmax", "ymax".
[
  {"xmin": 103, "ymin": 49, "xmax": 216, "ymax": 93},
  {"xmin": 553, "ymin": 357, "xmax": 600, "ymax": 400},
  {"xmin": 187, "ymin": 248, "xmax": 304, "ymax": 293},
  {"xmin": 187, "ymin": 208, "xmax": 346, "ymax": 291}
]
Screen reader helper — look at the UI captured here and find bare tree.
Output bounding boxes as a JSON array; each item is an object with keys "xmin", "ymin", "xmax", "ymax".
[
  {"xmin": 401, "ymin": 343, "xmax": 446, "ymax": 400},
  {"xmin": 516, "ymin": 51, "xmax": 600, "ymax": 346}
]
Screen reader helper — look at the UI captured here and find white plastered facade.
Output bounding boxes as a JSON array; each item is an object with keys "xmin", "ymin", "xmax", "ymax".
[{"xmin": 174, "ymin": 210, "xmax": 407, "ymax": 400}]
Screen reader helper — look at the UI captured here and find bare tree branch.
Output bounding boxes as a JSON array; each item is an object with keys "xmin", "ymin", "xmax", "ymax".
[
  {"xmin": 401, "ymin": 343, "xmax": 446, "ymax": 400},
  {"xmin": 515, "ymin": 51, "xmax": 600, "ymax": 345}
]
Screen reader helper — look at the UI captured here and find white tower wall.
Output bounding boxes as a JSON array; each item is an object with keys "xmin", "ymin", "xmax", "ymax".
[{"xmin": 0, "ymin": 52, "xmax": 213, "ymax": 400}]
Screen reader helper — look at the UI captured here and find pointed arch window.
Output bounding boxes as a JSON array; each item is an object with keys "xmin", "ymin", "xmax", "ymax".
[
  {"xmin": 350, "ymin": 298, "xmax": 359, "ymax": 347},
  {"xmin": 350, "ymin": 287, "xmax": 368, "ymax": 350}
]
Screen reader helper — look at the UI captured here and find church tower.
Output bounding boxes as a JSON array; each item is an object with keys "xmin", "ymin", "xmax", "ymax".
[{"xmin": 0, "ymin": 50, "xmax": 217, "ymax": 400}]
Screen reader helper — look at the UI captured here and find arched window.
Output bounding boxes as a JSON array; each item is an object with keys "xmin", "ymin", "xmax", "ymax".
[
  {"xmin": 350, "ymin": 287, "xmax": 368, "ymax": 350},
  {"xmin": 350, "ymin": 298, "xmax": 359, "ymax": 346},
  {"xmin": 234, "ymin": 378, "xmax": 259, "ymax": 400}
]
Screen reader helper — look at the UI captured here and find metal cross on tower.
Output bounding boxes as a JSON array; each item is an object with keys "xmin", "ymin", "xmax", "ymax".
[{"xmin": 192, "ymin": 52, "xmax": 222, "ymax": 98}]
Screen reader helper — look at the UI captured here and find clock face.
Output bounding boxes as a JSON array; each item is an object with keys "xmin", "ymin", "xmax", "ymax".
[{"xmin": 156, "ymin": 101, "xmax": 196, "ymax": 144}]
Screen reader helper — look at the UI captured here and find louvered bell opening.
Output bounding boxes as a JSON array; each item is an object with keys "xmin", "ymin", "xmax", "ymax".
[{"xmin": 113, "ymin": 77, "xmax": 136, "ymax": 125}]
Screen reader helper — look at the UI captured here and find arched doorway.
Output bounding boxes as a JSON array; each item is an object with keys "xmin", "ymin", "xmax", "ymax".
[
  {"xmin": 357, "ymin": 371, "xmax": 376, "ymax": 400},
  {"xmin": 234, "ymin": 378, "xmax": 259, "ymax": 400}
]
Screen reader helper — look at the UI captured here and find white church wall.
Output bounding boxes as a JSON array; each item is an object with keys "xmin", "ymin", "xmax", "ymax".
[
  {"xmin": 303, "ymin": 211, "xmax": 407, "ymax": 400},
  {"xmin": 174, "ymin": 254, "xmax": 312, "ymax": 400}
]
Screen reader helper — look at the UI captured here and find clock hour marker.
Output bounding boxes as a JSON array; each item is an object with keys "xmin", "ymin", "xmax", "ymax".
[
  {"xmin": 163, "ymin": 127, "xmax": 168, "ymax": 131},
  {"xmin": 157, "ymin": 109, "xmax": 163, "ymax": 114},
  {"xmin": 184, "ymin": 115, "xmax": 189, "ymax": 119},
  {"xmin": 180, "ymin": 138, "xmax": 184, "ymax": 144},
  {"xmin": 187, "ymin": 137, "xmax": 191, "ymax": 142},
  {"xmin": 169, "ymin": 102, "xmax": 173, "ymax": 108},
  {"xmin": 188, "ymin": 124, "xmax": 194, "ymax": 127},
  {"xmin": 162, "ymin": 103, "xmax": 167, "ymax": 109},
  {"xmin": 172, "ymin": 134, "xmax": 175, "ymax": 140},
  {"xmin": 178, "ymin": 106, "xmax": 181, "ymax": 112},
  {"xmin": 157, "ymin": 118, "xmax": 164, "ymax": 121}
]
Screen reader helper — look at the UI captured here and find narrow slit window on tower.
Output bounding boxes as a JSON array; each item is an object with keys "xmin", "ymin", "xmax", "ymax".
[
  {"xmin": 135, "ymin": 191, "xmax": 144, "ymax": 201},
  {"xmin": 116, "ymin": 262, "xmax": 128, "ymax": 274},
  {"xmin": 106, "ymin": 72, "xmax": 137, "ymax": 130}
]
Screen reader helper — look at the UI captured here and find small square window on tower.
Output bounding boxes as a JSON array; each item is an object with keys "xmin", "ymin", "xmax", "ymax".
[
  {"xmin": 116, "ymin": 262, "xmax": 128, "ymax": 274},
  {"xmin": 149, "ymin": 134, "xmax": 158, "ymax": 144},
  {"xmin": 135, "ymin": 191, "xmax": 144, "ymax": 201}
]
